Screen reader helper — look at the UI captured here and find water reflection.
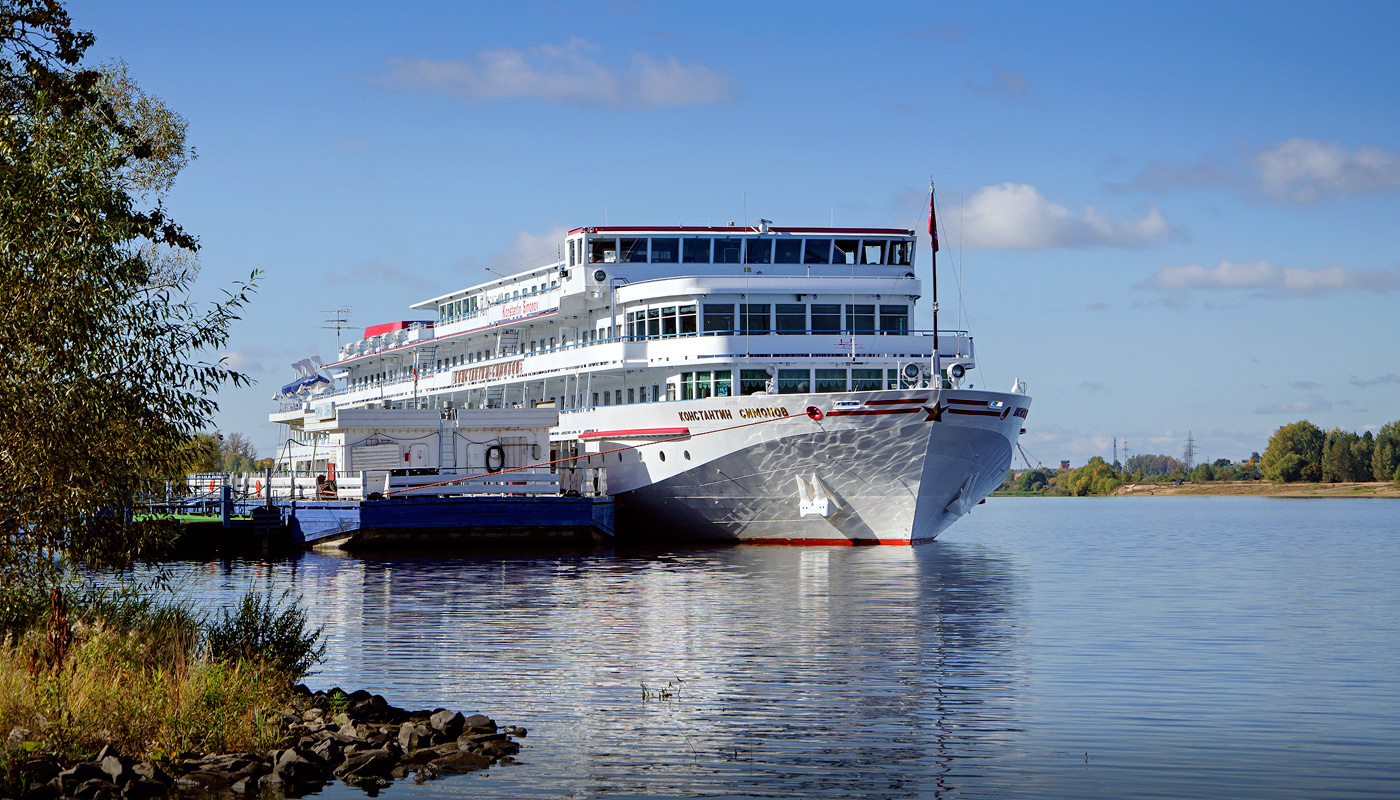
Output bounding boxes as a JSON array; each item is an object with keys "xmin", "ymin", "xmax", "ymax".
[{"xmin": 172, "ymin": 543, "xmax": 1026, "ymax": 799}]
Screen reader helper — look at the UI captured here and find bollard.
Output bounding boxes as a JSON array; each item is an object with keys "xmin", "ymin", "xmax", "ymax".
[{"xmin": 220, "ymin": 485, "xmax": 232, "ymax": 528}]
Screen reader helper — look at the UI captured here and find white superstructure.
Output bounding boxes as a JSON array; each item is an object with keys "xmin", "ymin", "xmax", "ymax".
[{"xmin": 272, "ymin": 222, "xmax": 1031, "ymax": 544}]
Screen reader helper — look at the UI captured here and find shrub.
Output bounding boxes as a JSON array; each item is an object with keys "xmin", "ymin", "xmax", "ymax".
[{"xmin": 205, "ymin": 589, "xmax": 325, "ymax": 681}]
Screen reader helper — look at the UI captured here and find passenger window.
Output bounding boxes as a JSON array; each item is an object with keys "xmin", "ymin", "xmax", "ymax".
[{"xmin": 803, "ymin": 239, "xmax": 831, "ymax": 264}]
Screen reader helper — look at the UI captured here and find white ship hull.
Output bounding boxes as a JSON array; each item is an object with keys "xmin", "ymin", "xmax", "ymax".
[{"xmin": 560, "ymin": 388, "xmax": 1027, "ymax": 545}]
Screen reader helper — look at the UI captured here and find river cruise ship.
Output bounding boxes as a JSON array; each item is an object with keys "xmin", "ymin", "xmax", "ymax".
[{"xmin": 272, "ymin": 219, "xmax": 1031, "ymax": 544}]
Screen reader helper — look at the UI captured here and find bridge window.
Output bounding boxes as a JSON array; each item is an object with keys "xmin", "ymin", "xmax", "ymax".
[
  {"xmin": 646, "ymin": 307, "xmax": 660, "ymax": 338},
  {"xmin": 890, "ymin": 240, "xmax": 912, "ymax": 266},
  {"xmin": 775, "ymin": 239, "xmax": 802, "ymax": 263},
  {"xmin": 683, "ymin": 237, "xmax": 711, "ymax": 263},
  {"xmin": 815, "ymin": 369, "xmax": 847, "ymax": 393},
  {"xmin": 811, "ymin": 304, "xmax": 841, "ymax": 333},
  {"xmin": 652, "ymin": 238, "xmax": 679, "ymax": 263},
  {"xmin": 589, "ymin": 238, "xmax": 617, "ymax": 263},
  {"xmin": 851, "ymin": 368, "xmax": 883, "ymax": 391},
  {"xmin": 777, "ymin": 369, "xmax": 810, "ymax": 394},
  {"xmin": 620, "ymin": 238, "xmax": 647, "ymax": 263},
  {"xmin": 803, "ymin": 239, "xmax": 831, "ymax": 264},
  {"xmin": 740, "ymin": 369, "xmax": 769, "ymax": 395},
  {"xmin": 715, "ymin": 369, "xmax": 732, "ymax": 397},
  {"xmin": 745, "ymin": 239, "xmax": 772, "ymax": 264},
  {"xmin": 776, "ymin": 304, "xmax": 806, "ymax": 334},
  {"xmin": 568, "ymin": 239, "xmax": 577, "ymax": 267},
  {"xmin": 860, "ymin": 240, "xmax": 887, "ymax": 265},
  {"xmin": 714, "ymin": 237, "xmax": 742, "ymax": 264},
  {"xmin": 662, "ymin": 306, "xmax": 678, "ymax": 337},
  {"xmin": 834, "ymin": 240, "xmax": 859, "ymax": 265},
  {"xmin": 679, "ymin": 304, "xmax": 697, "ymax": 334},
  {"xmin": 847, "ymin": 304, "xmax": 875, "ymax": 334},
  {"xmin": 703, "ymin": 303, "xmax": 734, "ymax": 334},
  {"xmin": 879, "ymin": 304, "xmax": 909, "ymax": 334}
]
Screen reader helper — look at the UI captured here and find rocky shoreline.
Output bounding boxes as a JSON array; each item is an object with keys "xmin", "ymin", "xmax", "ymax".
[{"xmin": 2, "ymin": 686, "xmax": 524, "ymax": 799}]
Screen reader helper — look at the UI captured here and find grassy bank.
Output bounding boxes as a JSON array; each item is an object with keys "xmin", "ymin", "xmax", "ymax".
[{"xmin": 0, "ymin": 585, "xmax": 319, "ymax": 769}]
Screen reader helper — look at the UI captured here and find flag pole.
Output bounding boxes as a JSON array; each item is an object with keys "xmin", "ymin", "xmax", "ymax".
[{"xmin": 929, "ymin": 181, "xmax": 940, "ymax": 385}]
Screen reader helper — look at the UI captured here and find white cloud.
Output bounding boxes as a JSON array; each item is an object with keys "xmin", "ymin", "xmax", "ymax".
[
  {"xmin": 1256, "ymin": 138, "xmax": 1400, "ymax": 202},
  {"xmin": 491, "ymin": 225, "xmax": 572, "ymax": 273},
  {"xmin": 1138, "ymin": 259, "xmax": 1400, "ymax": 297},
  {"xmin": 1350, "ymin": 373, "xmax": 1400, "ymax": 388},
  {"xmin": 1256, "ymin": 398, "xmax": 1333, "ymax": 415},
  {"xmin": 965, "ymin": 66, "xmax": 1028, "ymax": 102},
  {"xmin": 325, "ymin": 261, "xmax": 428, "ymax": 288},
  {"xmin": 370, "ymin": 38, "xmax": 732, "ymax": 109},
  {"xmin": 1113, "ymin": 138, "xmax": 1400, "ymax": 203},
  {"xmin": 960, "ymin": 183, "xmax": 1179, "ymax": 249}
]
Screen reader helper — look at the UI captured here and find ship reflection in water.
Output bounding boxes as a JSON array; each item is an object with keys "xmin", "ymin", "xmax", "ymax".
[{"xmin": 185, "ymin": 544, "xmax": 1026, "ymax": 799}]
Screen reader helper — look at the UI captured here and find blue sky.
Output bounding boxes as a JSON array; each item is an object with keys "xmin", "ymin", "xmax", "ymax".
[{"xmin": 70, "ymin": 1, "xmax": 1400, "ymax": 465}]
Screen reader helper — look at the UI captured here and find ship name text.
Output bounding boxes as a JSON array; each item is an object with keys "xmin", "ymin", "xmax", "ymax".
[{"xmin": 452, "ymin": 359, "xmax": 523, "ymax": 386}]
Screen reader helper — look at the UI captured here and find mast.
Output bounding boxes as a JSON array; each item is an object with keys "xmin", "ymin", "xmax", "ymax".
[{"xmin": 929, "ymin": 182, "xmax": 940, "ymax": 381}]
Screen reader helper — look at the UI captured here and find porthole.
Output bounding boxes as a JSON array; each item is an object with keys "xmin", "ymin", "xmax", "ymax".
[
  {"xmin": 659, "ymin": 451, "xmax": 666, "ymax": 462},
  {"xmin": 684, "ymin": 451, "xmax": 691, "ymax": 460}
]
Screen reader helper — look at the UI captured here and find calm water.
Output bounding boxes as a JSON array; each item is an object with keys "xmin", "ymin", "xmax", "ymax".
[{"xmin": 166, "ymin": 497, "xmax": 1400, "ymax": 799}]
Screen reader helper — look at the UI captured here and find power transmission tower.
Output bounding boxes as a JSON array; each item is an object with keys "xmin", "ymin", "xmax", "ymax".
[
  {"xmin": 322, "ymin": 307, "xmax": 352, "ymax": 347},
  {"xmin": 1183, "ymin": 431, "xmax": 1196, "ymax": 471}
]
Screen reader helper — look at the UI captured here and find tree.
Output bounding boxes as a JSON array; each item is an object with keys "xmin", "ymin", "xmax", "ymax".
[
  {"xmin": 1189, "ymin": 463, "xmax": 1217, "ymax": 482},
  {"xmin": 0, "ymin": 2, "xmax": 255, "ymax": 581},
  {"xmin": 220, "ymin": 432, "xmax": 260, "ymax": 474},
  {"xmin": 1016, "ymin": 468, "xmax": 1053, "ymax": 493},
  {"xmin": 1260, "ymin": 420, "xmax": 1325, "ymax": 483},
  {"xmin": 1321, "ymin": 428, "xmax": 1362, "ymax": 483},
  {"xmin": 1124, "ymin": 453, "xmax": 1182, "ymax": 479},
  {"xmin": 1373, "ymin": 421, "xmax": 1400, "ymax": 482}
]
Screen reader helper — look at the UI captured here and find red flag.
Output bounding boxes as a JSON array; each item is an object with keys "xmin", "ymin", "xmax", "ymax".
[{"xmin": 928, "ymin": 192, "xmax": 939, "ymax": 253}]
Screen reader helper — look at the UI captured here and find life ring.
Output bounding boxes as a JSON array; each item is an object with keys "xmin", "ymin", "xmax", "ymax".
[{"xmin": 485, "ymin": 444, "xmax": 506, "ymax": 473}]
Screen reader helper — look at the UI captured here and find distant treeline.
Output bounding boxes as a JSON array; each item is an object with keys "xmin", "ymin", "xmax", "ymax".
[{"xmin": 1002, "ymin": 418, "xmax": 1400, "ymax": 496}]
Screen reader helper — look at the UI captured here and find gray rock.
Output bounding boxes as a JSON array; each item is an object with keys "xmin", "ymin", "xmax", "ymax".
[
  {"xmin": 309, "ymin": 737, "xmax": 344, "ymax": 766},
  {"xmin": 429, "ymin": 710, "xmax": 465, "ymax": 739},
  {"xmin": 175, "ymin": 770, "xmax": 233, "ymax": 791},
  {"xmin": 130, "ymin": 762, "xmax": 170, "ymax": 784},
  {"xmin": 336, "ymin": 748, "xmax": 396, "ymax": 779},
  {"xmin": 58, "ymin": 763, "xmax": 107, "ymax": 790},
  {"xmin": 71, "ymin": 778, "xmax": 118, "ymax": 799},
  {"xmin": 429, "ymin": 751, "xmax": 492, "ymax": 774},
  {"xmin": 97, "ymin": 755, "xmax": 130, "ymax": 785},
  {"xmin": 461, "ymin": 714, "xmax": 496, "ymax": 733},
  {"xmin": 401, "ymin": 743, "xmax": 461, "ymax": 767},
  {"xmin": 20, "ymin": 781, "xmax": 59, "ymax": 800},
  {"xmin": 505, "ymin": 725, "xmax": 528, "ymax": 737},
  {"xmin": 398, "ymin": 721, "xmax": 430, "ymax": 751},
  {"xmin": 274, "ymin": 749, "xmax": 325, "ymax": 784},
  {"xmin": 124, "ymin": 778, "xmax": 171, "ymax": 798},
  {"xmin": 229, "ymin": 776, "xmax": 255, "ymax": 795}
]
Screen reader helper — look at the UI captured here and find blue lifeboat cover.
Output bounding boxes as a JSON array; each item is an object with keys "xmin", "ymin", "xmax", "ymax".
[{"xmin": 279, "ymin": 374, "xmax": 331, "ymax": 397}]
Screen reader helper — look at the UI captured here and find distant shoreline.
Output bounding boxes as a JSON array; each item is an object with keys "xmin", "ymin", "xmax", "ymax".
[
  {"xmin": 992, "ymin": 481, "xmax": 1400, "ymax": 499},
  {"xmin": 1113, "ymin": 480, "xmax": 1400, "ymax": 498}
]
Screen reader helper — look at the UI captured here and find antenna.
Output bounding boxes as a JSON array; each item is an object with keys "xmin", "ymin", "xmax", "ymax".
[{"xmin": 321, "ymin": 307, "xmax": 352, "ymax": 347}]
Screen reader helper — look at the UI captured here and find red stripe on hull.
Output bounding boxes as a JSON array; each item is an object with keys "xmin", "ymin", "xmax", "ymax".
[
  {"xmin": 825, "ymin": 407, "xmax": 923, "ymax": 417},
  {"xmin": 863, "ymin": 398, "xmax": 927, "ymax": 406}
]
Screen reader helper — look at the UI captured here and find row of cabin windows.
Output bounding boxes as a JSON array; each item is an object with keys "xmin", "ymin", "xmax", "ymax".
[
  {"xmin": 569, "ymin": 237, "xmax": 913, "ymax": 267},
  {"xmin": 562, "ymin": 365, "xmax": 910, "ymax": 409},
  {"xmin": 627, "ymin": 303, "xmax": 909, "ymax": 339},
  {"xmin": 682, "ymin": 368, "xmax": 902, "ymax": 398},
  {"xmin": 437, "ymin": 280, "xmax": 559, "ymax": 321}
]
